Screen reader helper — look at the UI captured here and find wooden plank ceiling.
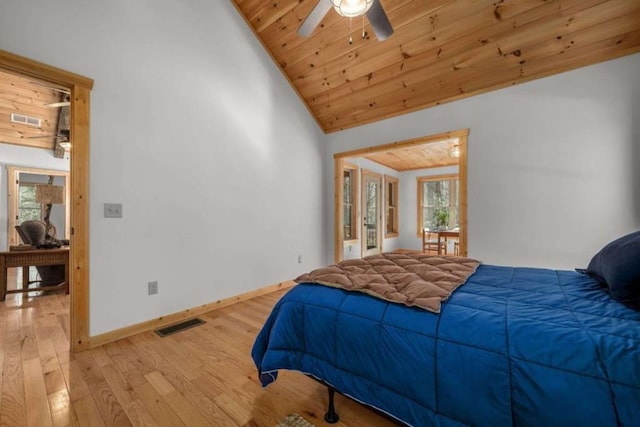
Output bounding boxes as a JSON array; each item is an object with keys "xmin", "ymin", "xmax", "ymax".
[
  {"xmin": 231, "ymin": 0, "xmax": 640, "ymax": 133},
  {"xmin": 363, "ymin": 138, "xmax": 459, "ymax": 170},
  {"xmin": 0, "ymin": 69, "xmax": 67, "ymax": 151}
]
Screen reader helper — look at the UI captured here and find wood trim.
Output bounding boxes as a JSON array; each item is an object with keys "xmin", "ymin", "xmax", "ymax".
[
  {"xmin": 1, "ymin": 49, "xmax": 94, "ymax": 353},
  {"xmin": 70, "ymin": 85, "xmax": 91, "ymax": 352},
  {"xmin": 334, "ymin": 158, "xmax": 344, "ymax": 263},
  {"xmin": 89, "ymin": 280, "xmax": 296, "ymax": 349},
  {"xmin": 6, "ymin": 166, "xmax": 70, "ymax": 247},
  {"xmin": 458, "ymin": 134, "xmax": 468, "ymax": 257},
  {"xmin": 384, "ymin": 175, "xmax": 399, "ymax": 237},
  {"xmin": 343, "ymin": 162, "xmax": 359, "ymax": 243},
  {"xmin": 0, "ymin": 50, "xmax": 93, "ymax": 90},
  {"xmin": 333, "ymin": 129, "xmax": 470, "ymax": 159}
]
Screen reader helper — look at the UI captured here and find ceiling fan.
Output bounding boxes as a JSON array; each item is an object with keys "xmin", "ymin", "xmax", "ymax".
[
  {"xmin": 27, "ymin": 129, "xmax": 70, "ymax": 140},
  {"xmin": 44, "ymin": 94, "xmax": 71, "ymax": 108},
  {"xmin": 298, "ymin": 0, "xmax": 393, "ymax": 41},
  {"xmin": 27, "ymin": 80, "xmax": 71, "ymax": 107}
]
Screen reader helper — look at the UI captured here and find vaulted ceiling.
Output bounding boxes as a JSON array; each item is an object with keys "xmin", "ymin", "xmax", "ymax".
[{"xmin": 231, "ymin": 0, "xmax": 640, "ymax": 133}]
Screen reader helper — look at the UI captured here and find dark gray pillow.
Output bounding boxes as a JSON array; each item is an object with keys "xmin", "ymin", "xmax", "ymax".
[{"xmin": 585, "ymin": 230, "xmax": 640, "ymax": 305}]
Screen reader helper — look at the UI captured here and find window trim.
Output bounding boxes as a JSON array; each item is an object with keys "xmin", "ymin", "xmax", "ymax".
[
  {"xmin": 342, "ymin": 162, "xmax": 359, "ymax": 243},
  {"xmin": 384, "ymin": 175, "xmax": 399, "ymax": 238},
  {"xmin": 416, "ymin": 173, "xmax": 459, "ymax": 237},
  {"xmin": 7, "ymin": 166, "xmax": 71, "ymax": 247}
]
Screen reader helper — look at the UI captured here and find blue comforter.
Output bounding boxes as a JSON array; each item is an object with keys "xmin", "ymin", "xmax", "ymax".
[{"xmin": 252, "ymin": 265, "xmax": 640, "ymax": 426}]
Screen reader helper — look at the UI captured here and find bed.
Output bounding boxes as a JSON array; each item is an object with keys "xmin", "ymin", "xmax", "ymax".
[{"xmin": 252, "ymin": 236, "xmax": 640, "ymax": 426}]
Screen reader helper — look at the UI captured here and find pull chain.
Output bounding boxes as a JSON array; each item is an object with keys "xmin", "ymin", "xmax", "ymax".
[
  {"xmin": 362, "ymin": 15, "xmax": 366, "ymax": 39},
  {"xmin": 349, "ymin": 17, "xmax": 353, "ymax": 44}
]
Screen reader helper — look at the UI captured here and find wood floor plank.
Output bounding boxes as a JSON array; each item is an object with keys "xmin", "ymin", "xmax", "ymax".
[
  {"xmin": 132, "ymin": 382, "xmax": 185, "ymax": 427},
  {"xmin": 145, "ymin": 371, "xmax": 215, "ymax": 426},
  {"xmin": 0, "ymin": 307, "xmax": 6, "ymax": 412},
  {"xmin": 23, "ymin": 357, "xmax": 54, "ymax": 427},
  {"xmin": 1, "ymin": 281, "xmax": 395, "ymax": 426},
  {"xmin": 44, "ymin": 367, "xmax": 68, "ymax": 397},
  {"xmin": 0, "ymin": 341, "xmax": 26, "ymax": 427},
  {"xmin": 72, "ymin": 394, "xmax": 106, "ymax": 427},
  {"xmin": 74, "ymin": 352, "xmax": 132, "ymax": 426},
  {"xmin": 47, "ymin": 389, "xmax": 80, "ymax": 427},
  {"xmin": 38, "ymin": 338, "xmax": 60, "ymax": 374}
]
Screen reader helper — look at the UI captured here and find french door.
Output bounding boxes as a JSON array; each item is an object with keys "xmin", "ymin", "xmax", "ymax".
[{"xmin": 361, "ymin": 170, "xmax": 382, "ymax": 257}]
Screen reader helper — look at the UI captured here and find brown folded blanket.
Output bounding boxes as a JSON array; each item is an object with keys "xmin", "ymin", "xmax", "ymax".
[{"xmin": 295, "ymin": 253, "xmax": 481, "ymax": 313}]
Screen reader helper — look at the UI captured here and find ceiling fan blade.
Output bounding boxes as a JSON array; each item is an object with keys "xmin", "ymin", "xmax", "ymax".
[
  {"xmin": 27, "ymin": 130, "xmax": 68, "ymax": 140},
  {"xmin": 367, "ymin": 0, "xmax": 393, "ymax": 41},
  {"xmin": 44, "ymin": 101, "xmax": 71, "ymax": 108},
  {"xmin": 29, "ymin": 80, "xmax": 71, "ymax": 94},
  {"xmin": 27, "ymin": 134, "xmax": 57, "ymax": 139},
  {"xmin": 298, "ymin": 0, "xmax": 332, "ymax": 37}
]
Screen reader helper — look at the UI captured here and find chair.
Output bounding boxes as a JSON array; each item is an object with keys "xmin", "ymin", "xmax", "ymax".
[
  {"xmin": 19, "ymin": 220, "xmax": 65, "ymax": 288},
  {"xmin": 423, "ymin": 229, "xmax": 446, "ymax": 255}
]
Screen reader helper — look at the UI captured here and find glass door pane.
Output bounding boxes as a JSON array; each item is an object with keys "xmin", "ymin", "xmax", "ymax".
[{"xmin": 362, "ymin": 172, "xmax": 381, "ymax": 257}]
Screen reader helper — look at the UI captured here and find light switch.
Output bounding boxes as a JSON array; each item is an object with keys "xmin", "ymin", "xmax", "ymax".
[{"xmin": 104, "ymin": 203, "xmax": 123, "ymax": 218}]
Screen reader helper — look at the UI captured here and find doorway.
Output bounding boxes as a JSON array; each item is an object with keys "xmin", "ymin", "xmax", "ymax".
[
  {"xmin": 334, "ymin": 129, "xmax": 469, "ymax": 263},
  {"xmin": 0, "ymin": 50, "xmax": 93, "ymax": 352},
  {"xmin": 361, "ymin": 170, "xmax": 382, "ymax": 257}
]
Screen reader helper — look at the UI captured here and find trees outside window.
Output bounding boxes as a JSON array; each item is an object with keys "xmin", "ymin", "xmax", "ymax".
[
  {"xmin": 18, "ymin": 183, "xmax": 42, "ymax": 223},
  {"xmin": 417, "ymin": 175, "xmax": 458, "ymax": 233}
]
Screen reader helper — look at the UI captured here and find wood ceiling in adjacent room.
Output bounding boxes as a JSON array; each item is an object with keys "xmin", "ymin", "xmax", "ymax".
[
  {"xmin": 0, "ymin": 69, "xmax": 66, "ymax": 150},
  {"xmin": 363, "ymin": 138, "xmax": 459, "ymax": 171},
  {"xmin": 231, "ymin": 0, "xmax": 640, "ymax": 133}
]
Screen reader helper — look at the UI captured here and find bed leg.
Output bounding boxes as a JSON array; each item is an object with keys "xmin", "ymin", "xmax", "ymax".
[{"xmin": 324, "ymin": 387, "xmax": 339, "ymax": 423}]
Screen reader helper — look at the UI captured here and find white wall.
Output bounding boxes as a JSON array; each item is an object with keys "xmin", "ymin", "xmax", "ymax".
[
  {"xmin": 0, "ymin": 144, "xmax": 70, "ymax": 250},
  {"xmin": 0, "ymin": 0, "xmax": 326, "ymax": 335},
  {"xmin": 326, "ymin": 53, "xmax": 640, "ymax": 270},
  {"xmin": 398, "ymin": 166, "xmax": 458, "ymax": 251}
]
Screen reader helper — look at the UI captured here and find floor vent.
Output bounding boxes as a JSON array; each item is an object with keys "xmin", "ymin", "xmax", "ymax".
[{"xmin": 155, "ymin": 318, "xmax": 205, "ymax": 337}]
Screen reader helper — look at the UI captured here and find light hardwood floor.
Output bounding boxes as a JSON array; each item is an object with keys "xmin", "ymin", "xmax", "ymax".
[{"xmin": 0, "ymin": 271, "xmax": 396, "ymax": 426}]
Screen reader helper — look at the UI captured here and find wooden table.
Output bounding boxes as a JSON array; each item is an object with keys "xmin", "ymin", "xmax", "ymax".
[
  {"xmin": 0, "ymin": 248, "xmax": 69, "ymax": 301},
  {"xmin": 436, "ymin": 230, "xmax": 460, "ymax": 255}
]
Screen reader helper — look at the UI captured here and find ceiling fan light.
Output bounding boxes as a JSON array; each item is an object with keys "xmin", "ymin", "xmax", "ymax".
[{"xmin": 331, "ymin": 0, "xmax": 374, "ymax": 18}]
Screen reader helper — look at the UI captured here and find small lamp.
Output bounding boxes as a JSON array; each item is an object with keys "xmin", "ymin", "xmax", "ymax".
[
  {"xmin": 35, "ymin": 183, "xmax": 65, "ymax": 240},
  {"xmin": 449, "ymin": 145, "xmax": 460, "ymax": 158}
]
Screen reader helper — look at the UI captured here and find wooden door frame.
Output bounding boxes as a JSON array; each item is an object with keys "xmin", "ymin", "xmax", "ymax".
[
  {"xmin": 1, "ymin": 49, "xmax": 93, "ymax": 352},
  {"xmin": 334, "ymin": 129, "xmax": 469, "ymax": 263},
  {"xmin": 7, "ymin": 166, "xmax": 71, "ymax": 246},
  {"xmin": 360, "ymin": 169, "xmax": 383, "ymax": 257}
]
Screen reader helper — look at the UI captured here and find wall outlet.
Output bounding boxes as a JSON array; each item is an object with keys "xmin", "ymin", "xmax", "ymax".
[
  {"xmin": 148, "ymin": 281, "xmax": 158, "ymax": 295},
  {"xmin": 298, "ymin": 255, "xmax": 303, "ymax": 264},
  {"xmin": 104, "ymin": 203, "xmax": 123, "ymax": 218}
]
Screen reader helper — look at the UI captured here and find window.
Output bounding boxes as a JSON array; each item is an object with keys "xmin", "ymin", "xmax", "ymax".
[
  {"xmin": 417, "ymin": 174, "xmax": 459, "ymax": 234},
  {"xmin": 384, "ymin": 175, "xmax": 399, "ymax": 237},
  {"xmin": 18, "ymin": 183, "xmax": 43, "ymax": 223},
  {"xmin": 343, "ymin": 163, "xmax": 358, "ymax": 241}
]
